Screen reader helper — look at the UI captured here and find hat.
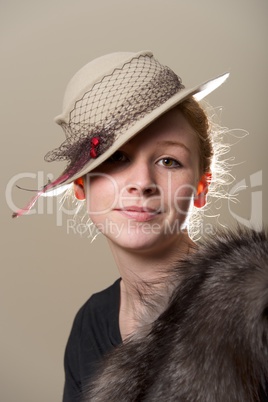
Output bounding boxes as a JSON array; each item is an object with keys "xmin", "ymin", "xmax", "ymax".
[{"xmin": 13, "ymin": 50, "xmax": 229, "ymax": 218}]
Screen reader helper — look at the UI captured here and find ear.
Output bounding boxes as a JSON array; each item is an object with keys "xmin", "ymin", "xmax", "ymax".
[
  {"xmin": 73, "ymin": 177, "xmax": 86, "ymax": 200},
  {"xmin": 194, "ymin": 173, "xmax": 211, "ymax": 208}
]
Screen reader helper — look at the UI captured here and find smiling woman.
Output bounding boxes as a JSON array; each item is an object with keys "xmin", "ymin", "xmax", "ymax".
[
  {"xmin": 12, "ymin": 51, "xmax": 232, "ymax": 401},
  {"xmin": 77, "ymin": 108, "xmax": 201, "ymax": 255}
]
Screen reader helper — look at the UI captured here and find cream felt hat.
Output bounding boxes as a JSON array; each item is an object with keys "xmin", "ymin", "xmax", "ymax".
[{"xmin": 13, "ymin": 50, "xmax": 229, "ymax": 217}]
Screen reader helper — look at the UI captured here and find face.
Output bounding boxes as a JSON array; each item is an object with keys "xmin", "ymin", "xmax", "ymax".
[{"xmin": 84, "ymin": 109, "xmax": 201, "ymax": 254}]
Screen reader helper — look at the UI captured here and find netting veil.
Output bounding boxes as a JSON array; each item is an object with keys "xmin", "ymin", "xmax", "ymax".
[{"xmin": 45, "ymin": 53, "xmax": 184, "ymax": 177}]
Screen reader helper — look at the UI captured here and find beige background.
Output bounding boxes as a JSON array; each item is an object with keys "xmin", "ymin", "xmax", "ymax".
[{"xmin": 1, "ymin": 1, "xmax": 267, "ymax": 401}]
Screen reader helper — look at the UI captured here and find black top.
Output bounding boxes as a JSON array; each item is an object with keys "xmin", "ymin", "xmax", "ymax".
[{"xmin": 62, "ymin": 279, "xmax": 122, "ymax": 402}]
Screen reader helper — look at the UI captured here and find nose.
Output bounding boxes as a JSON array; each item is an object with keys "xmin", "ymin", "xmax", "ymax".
[{"xmin": 125, "ymin": 161, "xmax": 158, "ymax": 196}]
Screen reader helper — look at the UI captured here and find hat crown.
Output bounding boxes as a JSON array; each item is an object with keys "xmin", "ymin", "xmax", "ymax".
[{"xmin": 57, "ymin": 51, "xmax": 153, "ymax": 124}]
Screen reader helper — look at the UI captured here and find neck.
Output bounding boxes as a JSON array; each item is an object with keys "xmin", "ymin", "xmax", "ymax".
[{"xmin": 107, "ymin": 232, "xmax": 195, "ymax": 340}]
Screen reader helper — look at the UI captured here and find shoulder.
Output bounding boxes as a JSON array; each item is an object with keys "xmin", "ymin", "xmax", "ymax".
[
  {"xmin": 90, "ymin": 278, "xmax": 121, "ymax": 308},
  {"xmin": 82, "ymin": 278, "xmax": 121, "ymax": 313},
  {"xmin": 63, "ymin": 279, "xmax": 122, "ymax": 399},
  {"xmin": 72, "ymin": 278, "xmax": 121, "ymax": 333}
]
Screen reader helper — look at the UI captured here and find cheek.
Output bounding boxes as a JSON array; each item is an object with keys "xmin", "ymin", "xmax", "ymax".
[
  {"xmin": 173, "ymin": 186, "xmax": 195, "ymax": 214},
  {"xmin": 167, "ymin": 175, "xmax": 197, "ymax": 214},
  {"xmin": 85, "ymin": 175, "xmax": 119, "ymax": 215}
]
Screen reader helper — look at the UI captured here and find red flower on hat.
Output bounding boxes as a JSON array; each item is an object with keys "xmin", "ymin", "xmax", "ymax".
[{"xmin": 90, "ymin": 137, "xmax": 100, "ymax": 158}]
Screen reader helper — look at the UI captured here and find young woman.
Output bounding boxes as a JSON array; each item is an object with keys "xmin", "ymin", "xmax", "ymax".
[{"xmin": 13, "ymin": 51, "xmax": 229, "ymax": 401}]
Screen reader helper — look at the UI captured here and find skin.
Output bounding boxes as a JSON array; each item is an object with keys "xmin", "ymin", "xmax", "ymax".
[{"xmin": 74, "ymin": 108, "xmax": 208, "ymax": 339}]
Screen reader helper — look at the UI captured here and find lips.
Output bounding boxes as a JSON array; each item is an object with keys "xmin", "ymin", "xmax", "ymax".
[{"xmin": 115, "ymin": 206, "xmax": 161, "ymax": 222}]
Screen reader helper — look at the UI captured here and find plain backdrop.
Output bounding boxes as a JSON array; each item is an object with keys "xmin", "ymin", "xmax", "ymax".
[{"xmin": 1, "ymin": 1, "xmax": 267, "ymax": 401}]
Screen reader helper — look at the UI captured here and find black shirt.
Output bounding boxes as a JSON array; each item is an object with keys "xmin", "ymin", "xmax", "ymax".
[{"xmin": 63, "ymin": 279, "xmax": 122, "ymax": 402}]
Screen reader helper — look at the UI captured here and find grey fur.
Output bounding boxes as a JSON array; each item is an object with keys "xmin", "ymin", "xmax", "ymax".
[{"xmin": 83, "ymin": 227, "xmax": 268, "ymax": 402}]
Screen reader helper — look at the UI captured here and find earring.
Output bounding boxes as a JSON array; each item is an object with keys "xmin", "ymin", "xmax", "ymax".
[
  {"xmin": 74, "ymin": 177, "xmax": 86, "ymax": 200},
  {"xmin": 194, "ymin": 173, "xmax": 211, "ymax": 208}
]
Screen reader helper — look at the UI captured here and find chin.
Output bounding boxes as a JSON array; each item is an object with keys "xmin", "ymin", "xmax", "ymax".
[{"xmin": 109, "ymin": 234, "xmax": 165, "ymax": 253}]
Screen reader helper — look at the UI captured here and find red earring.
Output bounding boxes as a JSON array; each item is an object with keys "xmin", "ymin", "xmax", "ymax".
[
  {"xmin": 74, "ymin": 177, "xmax": 86, "ymax": 200},
  {"xmin": 194, "ymin": 173, "xmax": 211, "ymax": 208}
]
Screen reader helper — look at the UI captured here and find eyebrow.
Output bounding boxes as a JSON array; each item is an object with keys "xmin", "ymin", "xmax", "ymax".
[{"xmin": 155, "ymin": 140, "xmax": 191, "ymax": 153}]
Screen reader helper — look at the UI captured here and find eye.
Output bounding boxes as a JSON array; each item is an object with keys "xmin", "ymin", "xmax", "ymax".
[
  {"xmin": 157, "ymin": 158, "xmax": 181, "ymax": 168},
  {"xmin": 107, "ymin": 151, "xmax": 128, "ymax": 163}
]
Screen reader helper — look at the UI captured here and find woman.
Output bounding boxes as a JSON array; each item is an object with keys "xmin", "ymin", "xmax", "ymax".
[{"xmin": 13, "ymin": 51, "xmax": 229, "ymax": 401}]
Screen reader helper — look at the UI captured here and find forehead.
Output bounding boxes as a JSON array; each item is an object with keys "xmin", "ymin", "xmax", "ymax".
[{"xmin": 126, "ymin": 108, "xmax": 199, "ymax": 150}]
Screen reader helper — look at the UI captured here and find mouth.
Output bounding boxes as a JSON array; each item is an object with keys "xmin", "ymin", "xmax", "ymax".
[{"xmin": 114, "ymin": 206, "xmax": 161, "ymax": 222}]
